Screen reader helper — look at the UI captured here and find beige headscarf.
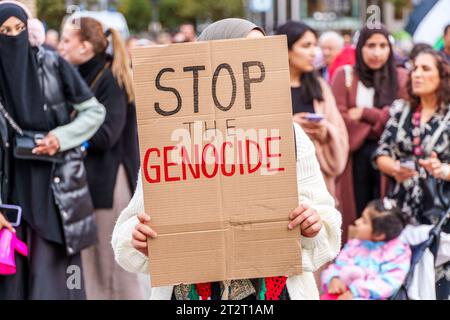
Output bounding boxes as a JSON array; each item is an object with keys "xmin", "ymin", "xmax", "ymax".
[{"xmin": 197, "ymin": 18, "xmax": 265, "ymax": 42}]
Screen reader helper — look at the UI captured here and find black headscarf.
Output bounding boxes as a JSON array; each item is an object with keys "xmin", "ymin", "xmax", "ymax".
[
  {"xmin": 0, "ymin": 3, "xmax": 46, "ymax": 130},
  {"xmin": 355, "ymin": 25, "xmax": 398, "ymax": 108},
  {"xmin": 0, "ymin": 3, "xmax": 64, "ymax": 244}
]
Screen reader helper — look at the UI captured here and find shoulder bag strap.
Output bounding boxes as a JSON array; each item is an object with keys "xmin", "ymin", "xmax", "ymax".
[
  {"xmin": 0, "ymin": 100, "xmax": 24, "ymax": 136},
  {"xmin": 344, "ymin": 65, "xmax": 353, "ymax": 107}
]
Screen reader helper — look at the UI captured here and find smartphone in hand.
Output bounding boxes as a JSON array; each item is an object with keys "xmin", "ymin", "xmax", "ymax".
[
  {"xmin": 0, "ymin": 204, "xmax": 22, "ymax": 227},
  {"xmin": 399, "ymin": 160, "xmax": 416, "ymax": 171},
  {"xmin": 303, "ymin": 113, "xmax": 324, "ymax": 122}
]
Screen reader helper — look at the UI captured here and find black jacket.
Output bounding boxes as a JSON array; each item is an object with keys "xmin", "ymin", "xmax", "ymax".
[
  {"xmin": 0, "ymin": 47, "xmax": 97, "ymax": 255},
  {"xmin": 79, "ymin": 55, "xmax": 139, "ymax": 209}
]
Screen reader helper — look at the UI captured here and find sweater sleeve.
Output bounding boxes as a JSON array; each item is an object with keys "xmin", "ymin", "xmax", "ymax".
[
  {"xmin": 111, "ymin": 171, "xmax": 150, "ymax": 274},
  {"xmin": 348, "ymin": 242, "xmax": 411, "ymax": 300},
  {"xmin": 314, "ymin": 79, "xmax": 349, "ymax": 178},
  {"xmin": 362, "ymin": 106, "xmax": 390, "ymax": 138},
  {"xmin": 294, "ymin": 122, "xmax": 342, "ymax": 273},
  {"xmin": 50, "ymin": 97, "xmax": 106, "ymax": 152}
]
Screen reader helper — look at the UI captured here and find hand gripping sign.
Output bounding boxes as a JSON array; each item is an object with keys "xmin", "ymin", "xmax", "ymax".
[{"xmin": 132, "ymin": 36, "xmax": 301, "ymax": 286}]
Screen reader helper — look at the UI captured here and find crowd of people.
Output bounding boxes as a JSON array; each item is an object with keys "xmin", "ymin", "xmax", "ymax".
[{"xmin": 0, "ymin": 0, "xmax": 449, "ymax": 300}]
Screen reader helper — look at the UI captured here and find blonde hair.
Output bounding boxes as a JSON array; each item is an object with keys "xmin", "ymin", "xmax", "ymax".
[
  {"xmin": 108, "ymin": 27, "xmax": 135, "ymax": 102},
  {"xmin": 75, "ymin": 17, "xmax": 135, "ymax": 102}
]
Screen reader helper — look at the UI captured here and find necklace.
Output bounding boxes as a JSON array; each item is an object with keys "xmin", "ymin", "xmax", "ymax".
[{"xmin": 412, "ymin": 105, "xmax": 424, "ymax": 157}]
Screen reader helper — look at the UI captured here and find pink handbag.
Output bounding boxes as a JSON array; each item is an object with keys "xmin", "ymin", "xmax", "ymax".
[{"xmin": 0, "ymin": 205, "xmax": 28, "ymax": 275}]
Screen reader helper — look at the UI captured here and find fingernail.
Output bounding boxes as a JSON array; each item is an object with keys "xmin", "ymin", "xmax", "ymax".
[{"xmin": 288, "ymin": 224, "xmax": 292, "ymax": 230}]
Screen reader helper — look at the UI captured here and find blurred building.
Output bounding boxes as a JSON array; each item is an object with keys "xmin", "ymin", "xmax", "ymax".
[{"xmin": 247, "ymin": 0, "xmax": 413, "ymax": 34}]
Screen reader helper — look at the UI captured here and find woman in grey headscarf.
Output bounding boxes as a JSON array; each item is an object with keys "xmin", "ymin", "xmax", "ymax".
[
  {"xmin": 197, "ymin": 18, "xmax": 265, "ymax": 41},
  {"xmin": 112, "ymin": 18, "xmax": 342, "ymax": 300}
]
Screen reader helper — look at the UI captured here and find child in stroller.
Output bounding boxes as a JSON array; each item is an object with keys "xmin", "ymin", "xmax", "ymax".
[{"xmin": 321, "ymin": 199, "xmax": 411, "ymax": 300}]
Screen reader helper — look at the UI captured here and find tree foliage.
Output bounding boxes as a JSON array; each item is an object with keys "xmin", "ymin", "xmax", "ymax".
[
  {"xmin": 120, "ymin": 0, "xmax": 245, "ymax": 33},
  {"xmin": 37, "ymin": 0, "xmax": 66, "ymax": 31},
  {"xmin": 117, "ymin": 0, "xmax": 152, "ymax": 34}
]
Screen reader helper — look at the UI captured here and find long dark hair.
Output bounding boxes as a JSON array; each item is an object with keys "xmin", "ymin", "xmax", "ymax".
[
  {"xmin": 407, "ymin": 49, "xmax": 450, "ymax": 110},
  {"xmin": 276, "ymin": 21, "xmax": 323, "ymax": 102},
  {"xmin": 355, "ymin": 25, "xmax": 398, "ymax": 108}
]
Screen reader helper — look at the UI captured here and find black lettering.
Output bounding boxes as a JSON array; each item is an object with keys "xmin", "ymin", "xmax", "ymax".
[
  {"xmin": 183, "ymin": 66, "xmax": 206, "ymax": 114},
  {"xmin": 212, "ymin": 63, "xmax": 237, "ymax": 112},
  {"xmin": 154, "ymin": 68, "xmax": 182, "ymax": 116},
  {"xmin": 243, "ymin": 61, "xmax": 266, "ymax": 110},
  {"xmin": 226, "ymin": 119, "xmax": 236, "ymax": 136},
  {"xmin": 204, "ymin": 120, "xmax": 217, "ymax": 134},
  {"xmin": 182, "ymin": 122, "xmax": 195, "ymax": 137}
]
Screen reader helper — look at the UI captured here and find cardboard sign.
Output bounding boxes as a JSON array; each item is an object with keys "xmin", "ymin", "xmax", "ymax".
[{"xmin": 132, "ymin": 36, "xmax": 301, "ymax": 287}]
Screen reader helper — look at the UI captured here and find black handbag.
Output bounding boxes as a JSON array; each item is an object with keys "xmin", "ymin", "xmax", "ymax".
[
  {"xmin": 0, "ymin": 101, "xmax": 64, "ymax": 163},
  {"xmin": 420, "ymin": 176, "xmax": 450, "ymax": 231}
]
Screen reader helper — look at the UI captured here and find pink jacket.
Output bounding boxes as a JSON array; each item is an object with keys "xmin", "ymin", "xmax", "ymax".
[{"xmin": 321, "ymin": 237, "xmax": 411, "ymax": 299}]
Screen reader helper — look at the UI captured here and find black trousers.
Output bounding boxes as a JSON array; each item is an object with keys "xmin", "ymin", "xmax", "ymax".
[
  {"xmin": 352, "ymin": 141, "xmax": 381, "ymax": 217},
  {"xmin": 0, "ymin": 221, "xmax": 86, "ymax": 300}
]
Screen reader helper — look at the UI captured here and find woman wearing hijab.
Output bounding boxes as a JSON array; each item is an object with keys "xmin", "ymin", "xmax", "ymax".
[
  {"xmin": 0, "ymin": 1, "xmax": 105, "ymax": 299},
  {"xmin": 331, "ymin": 25, "xmax": 408, "ymax": 241},
  {"xmin": 112, "ymin": 18, "xmax": 341, "ymax": 300},
  {"xmin": 276, "ymin": 21, "xmax": 348, "ymax": 203},
  {"xmin": 58, "ymin": 17, "xmax": 142, "ymax": 300}
]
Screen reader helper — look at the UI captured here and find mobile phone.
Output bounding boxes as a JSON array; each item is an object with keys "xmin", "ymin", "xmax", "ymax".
[
  {"xmin": 0, "ymin": 204, "xmax": 22, "ymax": 227},
  {"xmin": 399, "ymin": 160, "xmax": 415, "ymax": 171},
  {"xmin": 304, "ymin": 113, "xmax": 324, "ymax": 122}
]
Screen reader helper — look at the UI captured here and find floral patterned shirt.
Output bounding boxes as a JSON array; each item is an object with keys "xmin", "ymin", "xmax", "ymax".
[{"xmin": 373, "ymin": 99, "xmax": 450, "ymax": 222}]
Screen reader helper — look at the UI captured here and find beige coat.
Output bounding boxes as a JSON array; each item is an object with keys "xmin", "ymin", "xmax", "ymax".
[{"xmin": 294, "ymin": 78, "xmax": 349, "ymax": 200}]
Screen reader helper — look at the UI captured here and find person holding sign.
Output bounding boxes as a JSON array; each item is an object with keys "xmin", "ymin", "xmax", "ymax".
[{"xmin": 112, "ymin": 18, "xmax": 342, "ymax": 300}]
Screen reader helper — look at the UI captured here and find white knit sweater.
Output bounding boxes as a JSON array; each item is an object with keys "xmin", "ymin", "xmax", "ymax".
[{"xmin": 111, "ymin": 122, "xmax": 342, "ymax": 300}]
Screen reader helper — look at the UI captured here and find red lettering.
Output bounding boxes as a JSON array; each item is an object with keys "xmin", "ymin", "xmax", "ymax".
[
  {"xmin": 266, "ymin": 136, "xmax": 285, "ymax": 172},
  {"xmin": 163, "ymin": 146, "xmax": 181, "ymax": 182},
  {"xmin": 143, "ymin": 148, "xmax": 161, "ymax": 183},
  {"xmin": 221, "ymin": 141, "xmax": 236, "ymax": 177},
  {"xmin": 237, "ymin": 140, "xmax": 245, "ymax": 175},
  {"xmin": 246, "ymin": 139, "xmax": 262, "ymax": 174},
  {"xmin": 142, "ymin": 135, "xmax": 285, "ymax": 184},
  {"xmin": 201, "ymin": 144, "xmax": 219, "ymax": 179},
  {"xmin": 181, "ymin": 145, "xmax": 200, "ymax": 180}
]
